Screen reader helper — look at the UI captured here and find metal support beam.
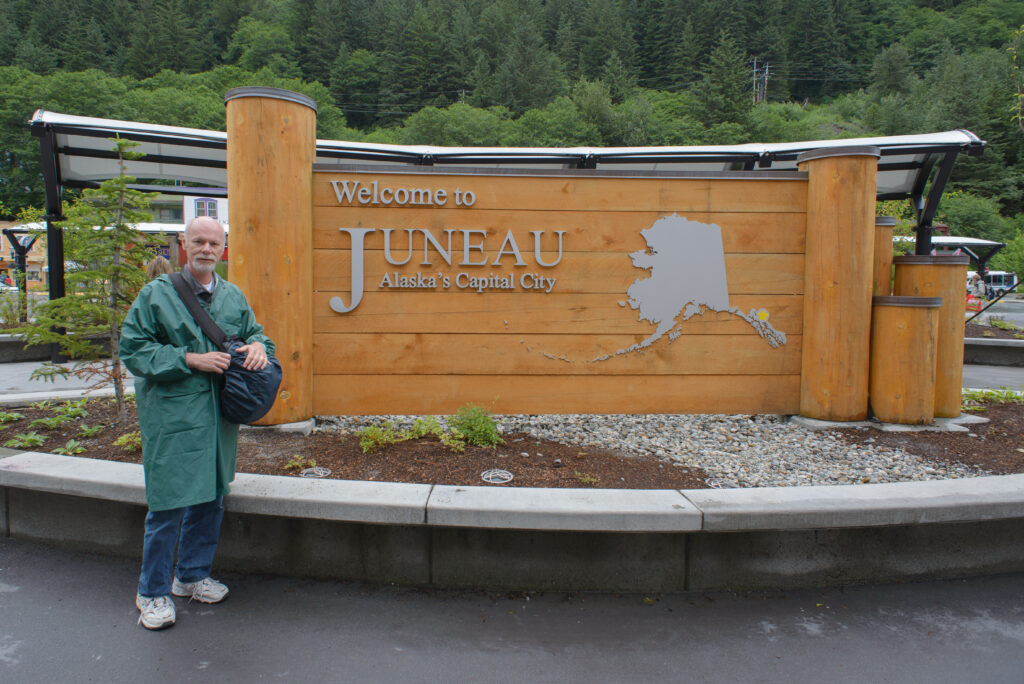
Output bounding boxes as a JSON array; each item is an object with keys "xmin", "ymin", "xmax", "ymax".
[
  {"xmin": 31, "ymin": 123, "xmax": 67, "ymax": 362},
  {"xmin": 914, "ymin": 149, "xmax": 958, "ymax": 255}
]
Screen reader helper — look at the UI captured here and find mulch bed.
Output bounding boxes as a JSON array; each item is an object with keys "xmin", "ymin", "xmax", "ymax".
[
  {"xmin": 834, "ymin": 402, "xmax": 1024, "ymax": 475},
  {"xmin": 3, "ymin": 397, "xmax": 1022, "ymax": 488},
  {"xmin": 0, "ymin": 399, "xmax": 706, "ymax": 489},
  {"xmin": 965, "ymin": 322, "xmax": 1024, "ymax": 340}
]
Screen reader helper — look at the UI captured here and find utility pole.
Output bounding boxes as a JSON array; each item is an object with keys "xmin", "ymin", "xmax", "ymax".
[
  {"xmin": 752, "ymin": 59, "xmax": 770, "ymax": 104},
  {"xmin": 752, "ymin": 57, "xmax": 758, "ymax": 104}
]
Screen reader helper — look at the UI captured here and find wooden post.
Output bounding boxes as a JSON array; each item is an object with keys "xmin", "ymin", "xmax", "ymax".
[
  {"xmin": 892, "ymin": 255, "xmax": 969, "ymax": 418},
  {"xmin": 873, "ymin": 216, "xmax": 896, "ymax": 296},
  {"xmin": 798, "ymin": 146, "xmax": 880, "ymax": 421},
  {"xmin": 869, "ymin": 296, "xmax": 941, "ymax": 424},
  {"xmin": 225, "ymin": 87, "xmax": 317, "ymax": 424}
]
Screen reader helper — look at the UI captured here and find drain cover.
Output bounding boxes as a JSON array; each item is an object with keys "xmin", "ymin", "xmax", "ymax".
[
  {"xmin": 481, "ymin": 468, "xmax": 513, "ymax": 484},
  {"xmin": 301, "ymin": 466, "xmax": 332, "ymax": 478}
]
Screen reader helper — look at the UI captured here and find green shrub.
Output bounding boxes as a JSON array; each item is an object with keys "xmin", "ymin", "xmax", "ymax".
[
  {"xmin": 448, "ymin": 405, "xmax": 503, "ymax": 447},
  {"xmin": 113, "ymin": 431, "xmax": 142, "ymax": 453},
  {"xmin": 358, "ymin": 425, "xmax": 399, "ymax": 453}
]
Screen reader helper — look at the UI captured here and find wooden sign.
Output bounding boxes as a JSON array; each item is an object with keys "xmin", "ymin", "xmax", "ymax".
[
  {"xmin": 311, "ymin": 168, "xmax": 806, "ymax": 415},
  {"xmin": 227, "ymin": 88, "xmax": 884, "ymax": 422}
]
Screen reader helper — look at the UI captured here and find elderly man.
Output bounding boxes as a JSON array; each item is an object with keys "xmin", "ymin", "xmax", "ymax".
[{"xmin": 120, "ymin": 217, "xmax": 274, "ymax": 630}]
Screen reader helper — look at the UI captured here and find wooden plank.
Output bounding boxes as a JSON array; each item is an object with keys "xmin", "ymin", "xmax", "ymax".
[
  {"xmin": 313, "ymin": 251, "xmax": 804, "ymax": 295},
  {"xmin": 313, "ymin": 292, "xmax": 802, "ymax": 335},
  {"xmin": 312, "ymin": 333, "xmax": 802, "ymax": 375},
  {"xmin": 312, "ymin": 209, "xmax": 806, "ymax": 254},
  {"xmin": 312, "ymin": 374, "xmax": 801, "ymax": 415},
  {"xmin": 314, "ymin": 174, "xmax": 807, "ymax": 213}
]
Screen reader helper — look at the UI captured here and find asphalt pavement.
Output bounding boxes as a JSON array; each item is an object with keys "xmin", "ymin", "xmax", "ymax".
[{"xmin": 1, "ymin": 538, "xmax": 1023, "ymax": 683}]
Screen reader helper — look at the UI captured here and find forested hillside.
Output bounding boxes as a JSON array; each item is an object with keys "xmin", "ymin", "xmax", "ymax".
[{"xmin": 1, "ymin": 0, "xmax": 1023, "ymax": 268}]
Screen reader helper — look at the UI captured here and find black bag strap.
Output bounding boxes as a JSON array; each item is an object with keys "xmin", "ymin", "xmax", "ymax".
[{"xmin": 169, "ymin": 272, "xmax": 230, "ymax": 352}]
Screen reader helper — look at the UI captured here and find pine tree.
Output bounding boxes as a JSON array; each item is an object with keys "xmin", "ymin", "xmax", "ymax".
[
  {"xmin": 18, "ymin": 140, "xmax": 159, "ymax": 424},
  {"xmin": 786, "ymin": 0, "xmax": 844, "ymax": 100},
  {"xmin": 669, "ymin": 18, "xmax": 700, "ymax": 90},
  {"xmin": 60, "ymin": 14, "xmax": 111, "ymax": 72},
  {"xmin": 602, "ymin": 50, "xmax": 637, "ymax": 103},
  {"xmin": 695, "ymin": 30, "xmax": 750, "ymax": 128},
  {"xmin": 554, "ymin": 11, "xmax": 582, "ymax": 80},
  {"xmin": 0, "ymin": 11, "xmax": 19, "ymax": 65},
  {"xmin": 578, "ymin": 0, "xmax": 638, "ymax": 80},
  {"xmin": 476, "ymin": 16, "xmax": 567, "ymax": 114},
  {"xmin": 300, "ymin": 0, "xmax": 347, "ymax": 84},
  {"xmin": 14, "ymin": 27, "xmax": 58, "ymax": 75}
]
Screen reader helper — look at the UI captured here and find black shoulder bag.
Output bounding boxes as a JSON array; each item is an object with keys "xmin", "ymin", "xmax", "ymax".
[{"xmin": 169, "ymin": 272, "xmax": 283, "ymax": 424}]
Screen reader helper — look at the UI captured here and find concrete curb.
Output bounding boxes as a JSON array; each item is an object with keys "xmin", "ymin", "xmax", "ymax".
[
  {"xmin": 3, "ymin": 451, "xmax": 1024, "ymax": 591},
  {"xmin": 0, "ymin": 334, "xmax": 49, "ymax": 363},
  {"xmin": 964, "ymin": 337, "xmax": 1024, "ymax": 367}
]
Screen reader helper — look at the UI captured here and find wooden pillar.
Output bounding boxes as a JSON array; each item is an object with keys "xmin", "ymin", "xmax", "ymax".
[
  {"xmin": 798, "ymin": 146, "xmax": 880, "ymax": 421},
  {"xmin": 873, "ymin": 216, "xmax": 896, "ymax": 296},
  {"xmin": 893, "ymin": 255, "xmax": 969, "ymax": 418},
  {"xmin": 869, "ymin": 296, "xmax": 941, "ymax": 424},
  {"xmin": 225, "ymin": 87, "xmax": 316, "ymax": 424}
]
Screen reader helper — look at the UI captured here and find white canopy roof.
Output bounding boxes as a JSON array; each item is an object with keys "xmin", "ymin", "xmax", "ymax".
[{"xmin": 29, "ymin": 110, "xmax": 984, "ymax": 203}]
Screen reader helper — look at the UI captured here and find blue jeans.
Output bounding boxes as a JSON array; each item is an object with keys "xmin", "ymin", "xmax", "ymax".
[{"xmin": 137, "ymin": 496, "xmax": 225, "ymax": 598}]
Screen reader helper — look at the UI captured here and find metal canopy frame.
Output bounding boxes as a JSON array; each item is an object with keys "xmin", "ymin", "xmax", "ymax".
[
  {"xmin": 895, "ymin": 235, "xmax": 1006, "ymax": 273},
  {"xmin": 28, "ymin": 109, "xmax": 985, "ymax": 300}
]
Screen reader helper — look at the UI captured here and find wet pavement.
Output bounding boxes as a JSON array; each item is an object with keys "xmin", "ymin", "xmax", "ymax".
[{"xmin": 1, "ymin": 538, "xmax": 1022, "ymax": 683}]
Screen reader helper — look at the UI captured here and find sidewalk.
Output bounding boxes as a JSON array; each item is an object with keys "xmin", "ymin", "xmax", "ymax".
[{"xmin": 1, "ymin": 360, "xmax": 134, "ymax": 405}]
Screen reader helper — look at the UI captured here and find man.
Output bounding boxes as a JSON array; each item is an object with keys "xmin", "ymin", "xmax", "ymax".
[{"xmin": 120, "ymin": 217, "xmax": 274, "ymax": 630}]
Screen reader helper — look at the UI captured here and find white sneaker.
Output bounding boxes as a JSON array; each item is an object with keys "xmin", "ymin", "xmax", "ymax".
[
  {"xmin": 136, "ymin": 594, "xmax": 175, "ymax": 630},
  {"xmin": 171, "ymin": 576, "xmax": 229, "ymax": 604}
]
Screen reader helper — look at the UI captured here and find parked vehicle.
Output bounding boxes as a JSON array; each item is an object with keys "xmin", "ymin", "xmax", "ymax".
[{"xmin": 985, "ymin": 271, "xmax": 1018, "ymax": 297}]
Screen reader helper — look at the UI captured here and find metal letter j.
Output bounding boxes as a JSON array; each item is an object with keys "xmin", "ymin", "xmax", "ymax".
[{"xmin": 329, "ymin": 228, "xmax": 376, "ymax": 313}]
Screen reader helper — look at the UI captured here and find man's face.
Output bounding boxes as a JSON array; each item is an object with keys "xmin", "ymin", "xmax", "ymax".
[{"xmin": 185, "ymin": 219, "xmax": 225, "ymax": 279}]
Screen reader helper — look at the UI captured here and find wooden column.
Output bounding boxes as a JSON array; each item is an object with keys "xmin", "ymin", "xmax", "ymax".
[
  {"xmin": 225, "ymin": 87, "xmax": 316, "ymax": 424},
  {"xmin": 869, "ymin": 296, "xmax": 941, "ymax": 424},
  {"xmin": 873, "ymin": 216, "xmax": 896, "ymax": 296},
  {"xmin": 798, "ymin": 146, "xmax": 880, "ymax": 421},
  {"xmin": 893, "ymin": 255, "xmax": 969, "ymax": 418}
]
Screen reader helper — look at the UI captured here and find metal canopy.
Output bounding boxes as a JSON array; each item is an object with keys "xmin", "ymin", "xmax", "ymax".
[
  {"xmin": 28, "ymin": 109, "xmax": 986, "ymax": 299},
  {"xmin": 895, "ymin": 235, "xmax": 1005, "ymax": 271}
]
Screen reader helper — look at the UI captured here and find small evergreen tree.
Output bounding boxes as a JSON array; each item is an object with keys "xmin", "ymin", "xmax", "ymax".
[
  {"xmin": 695, "ymin": 31, "xmax": 751, "ymax": 129},
  {"xmin": 18, "ymin": 139, "xmax": 159, "ymax": 424}
]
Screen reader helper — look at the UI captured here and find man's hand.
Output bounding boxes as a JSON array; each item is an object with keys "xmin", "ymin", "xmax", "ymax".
[
  {"xmin": 235, "ymin": 341, "xmax": 269, "ymax": 370},
  {"xmin": 186, "ymin": 351, "xmax": 231, "ymax": 374}
]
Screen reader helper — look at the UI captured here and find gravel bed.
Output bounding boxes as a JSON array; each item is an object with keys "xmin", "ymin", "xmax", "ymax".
[{"xmin": 316, "ymin": 413, "xmax": 989, "ymax": 488}]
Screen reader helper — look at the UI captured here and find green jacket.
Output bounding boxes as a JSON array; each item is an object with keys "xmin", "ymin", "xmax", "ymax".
[{"xmin": 119, "ymin": 274, "xmax": 275, "ymax": 512}]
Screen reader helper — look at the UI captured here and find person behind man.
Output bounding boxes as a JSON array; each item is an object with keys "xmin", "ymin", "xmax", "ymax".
[
  {"xmin": 145, "ymin": 255, "xmax": 173, "ymax": 280},
  {"xmin": 120, "ymin": 217, "xmax": 274, "ymax": 630},
  {"xmin": 970, "ymin": 273, "xmax": 987, "ymax": 299}
]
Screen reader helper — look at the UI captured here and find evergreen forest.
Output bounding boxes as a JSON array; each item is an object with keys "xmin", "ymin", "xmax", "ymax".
[{"xmin": 1, "ymin": 0, "xmax": 1023, "ymax": 270}]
